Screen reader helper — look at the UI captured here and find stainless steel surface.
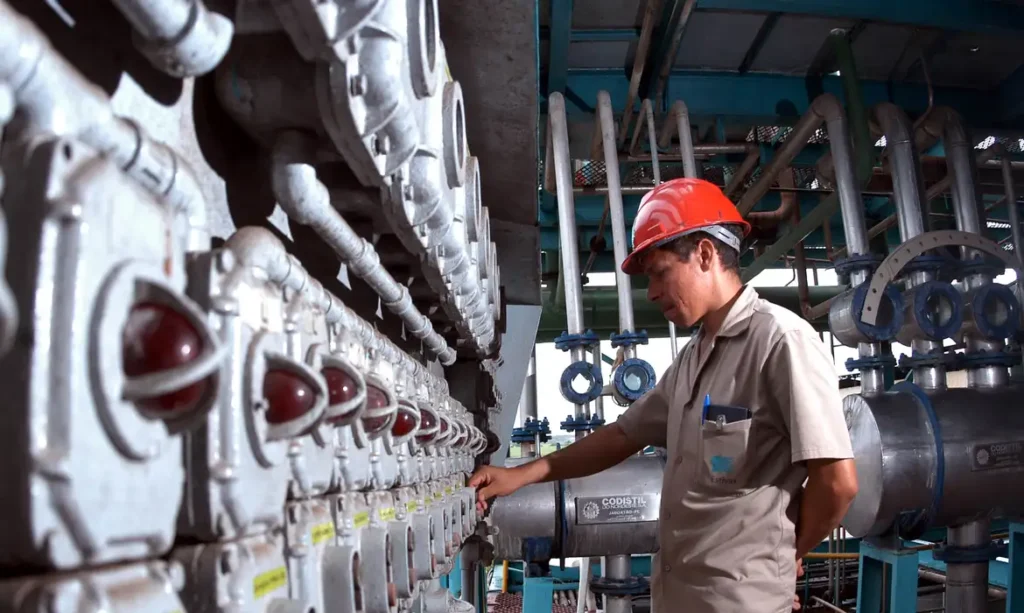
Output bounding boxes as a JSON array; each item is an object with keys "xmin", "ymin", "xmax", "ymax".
[
  {"xmin": 270, "ymin": 131, "xmax": 457, "ymax": 365},
  {"xmin": 592, "ymin": 345, "xmax": 605, "ymax": 421},
  {"xmin": 604, "ymin": 554, "xmax": 632, "ymax": 613},
  {"xmin": 998, "ymin": 146, "xmax": 1024, "ymax": 315},
  {"xmin": 490, "ymin": 455, "xmax": 664, "ymax": 561},
  {"xmin": 673, "ymin": 101, "xmax": 698, "ymax": 180},
  {"xmin": 522, "ymin": 350, "xmax": 538, "ymax": 425},
  {"xmin": 548, "ymin": 93, "xmax": 584, "ymax": 338},
  {"xmin": 946, "ymin": 519, "xmax": 991, "ymax": 613},
  {"xmin": 597, "ymin": 92, "xmax": 635, "ymax": 342},
  {"xmin": 842, "ymin": 387, "xmax": 1024, "ymax": 537},
  {"xmin": 875, "ymin": 103, "xmax": 928, "ymax": 243},
  {"xmin": 460, "ymin": 546, "xmax": 478, "ymax": 605},
  {"xmin": 857, "ymin": 344, "xmax": 887, "ymax": 396}
]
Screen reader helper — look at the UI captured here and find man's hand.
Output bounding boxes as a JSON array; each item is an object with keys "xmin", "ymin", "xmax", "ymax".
[
  {"xmin": 793, "ymin": 558, "xmax": 804, "ymax": 611},
  {"xmin": 468, "ymin": 465, "xmax": 530, "ymax": 513}
]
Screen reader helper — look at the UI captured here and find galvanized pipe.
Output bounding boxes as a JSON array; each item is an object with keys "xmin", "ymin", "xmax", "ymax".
[
  {"xmin": 0, "ymin": 0, "xmax": 210, "ymax": 251},
  {"xmin": 738, "ymin": 95, "xmax": 871, "ymax": 262},
  {"xmin": 110, "ymin": 0, "xmax": 233, "ymax": 77},
  {"xmin": 549, "ymin": 93, "xmax": 588, "ymax": 421},
  {"xmin": 604, "ymin": 554, "xmax": 632, "ymax": 613},
  {"xmin": 875, "ymin": 103, "xmax": 946, "ymax": 390},
  {"xmin": 672, "ymin": 100, "xmax": 698, "ymax": 180},
  {"xmin": 597, "ymin": 92, "xmax": 636, "ymax": 346},
  {"xmin": 270, "ymin": 131, "xmax": 456, "ymax": 365}
]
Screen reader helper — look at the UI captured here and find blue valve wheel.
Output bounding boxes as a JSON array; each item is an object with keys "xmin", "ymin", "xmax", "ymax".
[{"xmin": 559, "ymin": 360, "xmax": 604, "ymax": 405}]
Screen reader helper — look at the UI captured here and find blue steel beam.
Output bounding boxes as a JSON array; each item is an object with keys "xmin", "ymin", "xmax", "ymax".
[
  {"xmin": 548, "ymin": 69, "xmax": 998, "ymax": 128},
  {"xmin": 539, "ymin": 27, "xmax": 641, "ymax": 42},
  {"xmin": 545, "ymin": 0, "xmax": 574, "ymax": 95},
  {"xmin": 692, "ymin": 0, "xmax": 1024, "ymax": 36}
]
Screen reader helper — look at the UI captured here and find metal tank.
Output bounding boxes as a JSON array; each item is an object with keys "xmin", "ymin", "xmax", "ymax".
[
  {"xmin": 842, "ymin": 385, "xmax": 1024, "ymax": 538},
  {"xmin": 490, "ymin": 454, "xmax": 664, "ymax": 562}
]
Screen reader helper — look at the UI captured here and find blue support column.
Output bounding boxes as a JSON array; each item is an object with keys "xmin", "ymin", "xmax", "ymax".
[
  {"xmin": 1008, "ymin": 522, "xmax": 1024, "ymax": 613},
  {"xmin": 448, "ymin": 554, "xmax": 463, "ymax": 597},
  {"xmin": 857, "ymin": 541, "xmax": 919, "ymax": 613},
  {"xmin": 545, "ymin": 0, "xmax": 573, "ymax": 96},
  {"xmin": 523, "ymin": 577, "xmax": 558, "ymax": 613}
]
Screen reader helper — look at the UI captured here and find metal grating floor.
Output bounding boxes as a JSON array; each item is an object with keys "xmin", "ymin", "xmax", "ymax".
[{"xmin": 488, "ymin": 593, "xmax": 578, "ymax": 613}]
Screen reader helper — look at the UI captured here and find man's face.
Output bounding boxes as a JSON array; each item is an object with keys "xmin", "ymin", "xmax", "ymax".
[{"xmin": 642, "ymin": 241, "xmax": 715, "ymax": 328}]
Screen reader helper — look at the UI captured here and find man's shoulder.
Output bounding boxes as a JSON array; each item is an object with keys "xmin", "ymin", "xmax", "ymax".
[{"xmin": 747, "ymin": 293, "xmax": 817, "ymax": 343}]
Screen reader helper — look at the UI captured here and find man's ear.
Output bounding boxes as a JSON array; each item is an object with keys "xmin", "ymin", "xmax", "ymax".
[{"xmin": 697, "ymin": 238, "xmax": 716, "ymax": 272}]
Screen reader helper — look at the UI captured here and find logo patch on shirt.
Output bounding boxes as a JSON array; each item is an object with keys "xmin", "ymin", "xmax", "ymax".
[{"xmin": 710, "ymin": 455, "xmax": 734, "ymax": 474}]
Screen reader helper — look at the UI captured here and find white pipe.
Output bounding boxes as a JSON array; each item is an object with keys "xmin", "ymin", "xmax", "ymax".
[
  {"xmin": 597, "ymin": 91, "xmax": 635, "ymax": 342},
  {"xmin": 0, "ymin": 0, "xmax": 210, "ymax": 251},
  {"xmin": 110, "ymin": 0, "xmax": 233, "ymax": 77},
  {"xmin": 270, "ymin": 131, "xmax": 456, "ymax": 365}
]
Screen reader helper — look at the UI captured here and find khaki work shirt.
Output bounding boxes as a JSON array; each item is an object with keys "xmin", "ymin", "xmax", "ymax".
[{"xmin": 616, "ymin": 285, "xmax": 853, "ymax": 613}]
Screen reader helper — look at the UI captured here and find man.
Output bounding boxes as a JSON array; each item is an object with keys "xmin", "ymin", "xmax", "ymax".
[{"xmin": 469, "ymin": 178, "xmax": 858, "ymax": 612}]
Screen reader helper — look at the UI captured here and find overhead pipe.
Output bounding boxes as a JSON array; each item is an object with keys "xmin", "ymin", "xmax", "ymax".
[
  {"xmin": 0, "ymin": 0, "xmax": 209, "ymax": 252},
  {"xmin": 874, "ymin": 102, "xmax": 954, "ymax": 393},
  {"xmin": 994, "ymin": 144, "xmax": 1024, "ymax": 341},
  {"xmin": 548, "ymin": 92, "xmax": 600, "ymax": 417},
  {"xmin": 748, "ymin": 167, "xmax": 798, "ymax": 227},
  {"xmin": 653, "ymin": 0, "xmax": 698, "ymax": 105},
  {"xmin": 647, "ymin": 99, "xmax": 679, "ymax": 357},
  {"xmin": 110, "ymin": 0, "xmax": 234, "ymax": 77},
  {"xmin": 614, "ymin": 0, "xmax": 663, "ymax": 149},
  {"xmin": 270, "ymin": 131, "xmax": 456, "ymax": 365}
]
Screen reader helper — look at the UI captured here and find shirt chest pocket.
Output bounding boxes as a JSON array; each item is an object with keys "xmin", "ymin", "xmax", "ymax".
[{"xmin": 697, "ymin": 411, "xmax": 754, "ymax": 497}]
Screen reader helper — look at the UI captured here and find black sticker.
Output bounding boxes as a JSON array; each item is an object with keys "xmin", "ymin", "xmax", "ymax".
[
  {"xmin": 575, "ymin": 495, "xmax": 660, "ymax": 525},
  {"xmin": 971, "ymin": 441, "xmax": 1024, "ymax": 472}
]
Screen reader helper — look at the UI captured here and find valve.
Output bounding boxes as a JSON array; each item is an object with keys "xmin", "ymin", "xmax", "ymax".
[{"xmin": 612, "ymin": 357, "xmax": 657, "ymax": 404}]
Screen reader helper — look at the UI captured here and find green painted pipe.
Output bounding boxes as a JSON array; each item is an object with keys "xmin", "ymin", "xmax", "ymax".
[{"xmin": 536, "ymin": 285, "xmax": 844, "ymax": 342}]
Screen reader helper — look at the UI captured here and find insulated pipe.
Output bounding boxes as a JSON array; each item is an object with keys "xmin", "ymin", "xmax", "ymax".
[
  {"xmin": 874, "ymin": 103, "xmax": 947, "ymax": 391},
  {"xmin": 110, "ymin": 0, "xmax": 234, "ymax": 77},
  {"xmin": 597, "ymin": 92, "xmax": 635, "ymax": 342},
  {"xmin": 0, "ymin": 0, "xmax": 210, "ymax": 251},
  {"xmin": 222, "ymin": 227, "xmax": 309, "ymax": 295},
  {"xmin": 270, "ymin": 131, "xmax": 456, "ymax": 365},
  {"xmin": 737, "ymin": 95, "xmax": 871, "ymax": 262}
]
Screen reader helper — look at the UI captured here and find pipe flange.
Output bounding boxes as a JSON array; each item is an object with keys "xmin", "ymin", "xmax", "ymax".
[
  {"xmin": 960, "ymin": 255, "xmax": 1007, "ymax": 279},
  {"xmin": 831, "ymin": 282, "xmax": 905, "ymax": 345},
  {"xmin": 907, "ymin": 281, "xmax": 964, "ymax": 341},
  {"xmin": 559, "ymin": 361, "xmax": 603, "ymax": 405},
  {"xmin": 971, "ymin": 283, "xmax": 1020, "ymax": 340},
  {"xmin": 954, "ymin": 350, "xmax": 1020, "ymax": 369},
  {"xmin": 933, "ymin": 542, "xmax": 1004, "ymax": 564},
  {"xmin": 897, "ymin": 352, "xmax": 955, "ymax": 369},
  {"xmin": 844, "ymin": 354, "xmax": 896, "ymax": 373},
  {"xmin": 613, "ymin": 358, "xmax": 657, "ymax": 403},
  {"xmin": 554, "ymin": 330, "xmax": 600, "ymax": 352},
  {"xmin": 834, "ymin": 253, "xmax": 883, "ymax": 276},
  {"xmin": 901, "ymin": 255, "xmax": 953, "ymax": 276},
  {"xmin": 609, "ymin": 329, "xmax": 649, "ymax": 349},
  {"xmin": 589, "ymin": 576, "xmax": 650, "ymax": 597}
]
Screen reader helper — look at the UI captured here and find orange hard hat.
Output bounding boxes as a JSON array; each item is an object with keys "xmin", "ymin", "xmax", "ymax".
[{"xmin": 621, "ymin": 178, "xmax": 750, "ymax": 275}]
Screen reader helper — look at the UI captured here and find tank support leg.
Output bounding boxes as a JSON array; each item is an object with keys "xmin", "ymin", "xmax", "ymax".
[{"xmin": 857, "ymin": 540, "xmax": 919, "ymax": 613}]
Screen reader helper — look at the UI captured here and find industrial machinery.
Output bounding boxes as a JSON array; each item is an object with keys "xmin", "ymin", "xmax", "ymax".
[{"xmin": 6, "ymin": 1, "xmax": 1024, "ymax": 613}]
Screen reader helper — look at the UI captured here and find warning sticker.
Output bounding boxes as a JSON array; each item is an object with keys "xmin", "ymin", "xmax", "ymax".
[
  {"xmin": 575, "ymin": 495, "xmax": 660, "ymax": 525},
  {"xmin": 379, "ymin": 507, "xmax": 397, "ymax": 522},
  {"xmin": 311, "ymin": 521, "xmax": 335, "ymax": 545},
  {"xmin": 353, "ymin": 511, "xmax": 370, "ymax": 529},
  {"xmin": 253, "ymin": 567, "xmax": 287, "ymax": 599},
  {"xmin": 971, "ymin": 441, "xmax": 1024, "ymax": 472},
  {"xmin": 406, "ymin": 501, "xmax": 419, "ymax": 513}
]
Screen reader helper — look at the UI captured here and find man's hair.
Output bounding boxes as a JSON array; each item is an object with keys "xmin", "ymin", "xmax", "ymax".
[{"xmin": 655, "ymin": 224, "xmax": 744, "ymax": 275}]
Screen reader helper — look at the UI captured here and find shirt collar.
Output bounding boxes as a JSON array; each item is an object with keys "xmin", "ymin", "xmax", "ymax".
[{"xmin": 695, "ymin": 285, "xmax": 758, "ymax": 342}]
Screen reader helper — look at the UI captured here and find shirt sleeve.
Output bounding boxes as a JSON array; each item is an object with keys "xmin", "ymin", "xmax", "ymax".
[
  {"xmin": 615, "ymin": 360, "xmax": 675, "ymax": 449},
  {"xmin": 765, "ymin": 328, "xmax": 853, "ymax": 463}
]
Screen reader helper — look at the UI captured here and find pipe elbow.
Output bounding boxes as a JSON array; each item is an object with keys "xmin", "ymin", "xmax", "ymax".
[
  {"xmin": 271, "ymin": 132, "xmax": 329, "ymax": 228},
  {"xmin": 810, "ymin": 92, "xmax": 843, "ymax": 122},
  {"xmin": 224, "ymin": 226, "xmax": 306, "ymax": 292},
  {"xmin": 935, "ymin": 106, "xmax": 970, "ymax": 148},
  {"xmin": 873, "ymin": 102, "xmax": 914, "ymax": 146}
]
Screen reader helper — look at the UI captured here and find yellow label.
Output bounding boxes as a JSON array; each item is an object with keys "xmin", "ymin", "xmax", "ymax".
[
  {"xmin": 433, "ymin": 491, "xmax": 443, "ymax": 501},
  {"xmin": 311, "ymin": 521, "xmax": 336, "ymax": 545},
  {"xmin": 406, "ymin": 501, "xmax": 419, "ymax": 513},
  {"xmin": 253, "ymin": 567, "xmax": 287, "ymax": 599},
  {"xmin": 379, "ymin": 507, "xmax": 397, "ymax": 522},
  {"xmin": 445, "ymin": 62, "xmax": 452, "ymax": 82},
  {"xmin": 353, "ymin": 511, "xmax": 371, "ymax": 529}
]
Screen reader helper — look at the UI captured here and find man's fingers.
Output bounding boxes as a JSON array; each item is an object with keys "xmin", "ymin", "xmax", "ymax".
[{"xmin": 468, "ymin": 471, "xmax": 488, "ymax": 488}]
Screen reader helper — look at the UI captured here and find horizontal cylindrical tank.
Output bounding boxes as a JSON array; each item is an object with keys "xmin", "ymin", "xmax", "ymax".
[
  {"xmin": 842, "ymin": 385, "xmax": 1024, "ymax": 538},
  {"xmin": 490, "ymin": 454, "xmax": 664, "ymax": 561}
]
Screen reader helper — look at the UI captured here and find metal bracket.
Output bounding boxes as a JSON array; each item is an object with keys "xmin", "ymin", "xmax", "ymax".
[{"xmin": 861, "ymin": 231, "xmax": 1020, "ymax": 326}]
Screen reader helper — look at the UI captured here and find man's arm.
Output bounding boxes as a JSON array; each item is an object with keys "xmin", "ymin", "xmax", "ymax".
[
  {"xmin": 765, "ymin": 328, "xmax": 859, "ymax": 559},
  {"xmin": 795, "ymin": 458, "xmax": 858, "ymax": 559}
]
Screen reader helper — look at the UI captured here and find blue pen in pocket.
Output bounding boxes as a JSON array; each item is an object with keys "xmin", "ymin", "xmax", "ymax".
[{"xmin": 701, "ymin": 394, "xmax": 710, "ymax": 424}]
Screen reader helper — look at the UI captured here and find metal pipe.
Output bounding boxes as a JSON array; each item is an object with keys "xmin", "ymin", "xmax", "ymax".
[
  {"xmin": 460, "ymin": 547, "xmax": 478, "ymax": 606},
  {"xmin": 918, "ymin": 568, "xmax": 1006, "ymax": 600},
  {"xmin": 615, "ymin": 0, "xmax": 662, "ymax": 149},
  {"xmin": 739, "ymin": 95, "xmax": 870, "ymax": 261},
  {"xmin": 946, "ymin": 519, "xmax": 992, "ymax": 613},
  {"xmin": 598, "ymin": 92, "xmax": 636, "ymax": 342},
  {"xmin": 723, "ymin": 146, "xmax": 761, "ymax": 199},
  {"xmin": 935, "ymin": 108, "xmax": 987, "ymax": 240},
  {"xmin": 654, "ymin": 0, "xmax": 698, "ymax": 105},
  {"xmin": 270, "ymin": 131, "xmax": 456, "ymax": 365},
  {"xmin": 996, "ymin": 145, "xmax": 1024, "ymax": 301},
  {"xmin": 748, "ymin": 167, "xmax": 798, "ymax": 227},
  {"xmin": 604, "ymin": 554, "xmax": 632, "ymax": 613},
  {"xmin": 672, "ymin": 100, "xmax": 698, "ymax": 180},
  {"xmin": 521, "ymin": 350, "xmax": 538, "ymax": 425},
  {"xmin": 0, "ymin": 0, "xmax": 210, "ymax": 251},
  {"xmin": 549, "ymin": 92, "xmax": 588, "ymax": 421},
  {"xmin": 110, "ymin": 0, "xmax": 233, "ymax": 77}
]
